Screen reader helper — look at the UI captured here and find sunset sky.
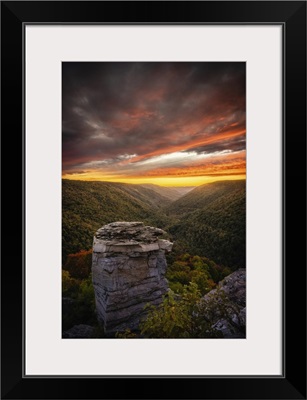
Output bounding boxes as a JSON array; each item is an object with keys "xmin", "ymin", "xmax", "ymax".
[{"xmin": 62, "ymin": 62, "xmax": 246, "ymax": 187}]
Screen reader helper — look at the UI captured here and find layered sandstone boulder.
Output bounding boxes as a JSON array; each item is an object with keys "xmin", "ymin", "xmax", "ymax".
[
  {"xmin": 202, "ymin": 268, "xmax": 246, "ymax": 338},
  {"xmin": 92, "ymin": 222, "xmax": 172, "ymax": 334}
]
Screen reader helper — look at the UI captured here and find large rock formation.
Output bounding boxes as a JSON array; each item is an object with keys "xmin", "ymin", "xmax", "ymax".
[
  {"xmin": 201, "ymin": 268, "xmax": 246, "ymax": 338},
  {"xmin": 92, "ymin": 222, "xmax": 172, "ymax": 334}
]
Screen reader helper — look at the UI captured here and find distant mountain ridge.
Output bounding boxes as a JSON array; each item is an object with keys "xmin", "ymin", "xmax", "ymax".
[
  {"xmin": 166, "ymin": 180, "xmax": 245, "ymax": 214},
  {"xmin": 140, "ymin": 183, "xmax": 195, "ymax": 201}
]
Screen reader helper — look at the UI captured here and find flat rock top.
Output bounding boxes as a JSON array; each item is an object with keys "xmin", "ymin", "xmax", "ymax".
[{"xmin": 95, "ymin": 222, "xmax": 166, "ymax": 244}]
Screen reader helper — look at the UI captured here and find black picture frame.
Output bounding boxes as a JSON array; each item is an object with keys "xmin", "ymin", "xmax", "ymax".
[{"xmin": 1, "ymin": 1, "xmax": 306, "ymax": 399}]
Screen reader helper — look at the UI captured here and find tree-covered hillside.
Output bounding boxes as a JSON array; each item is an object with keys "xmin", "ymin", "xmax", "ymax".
[
  {"xmin": 62, "ymin": 179, "xmax": 172, "ymax": 261},
  {"xmin": 62, "ymin": 179, "xmax": 246, "ymax": 336},
  {"xmin": 62, "ymin": 179, "xmax": 246, "ymax": 269},
  {"xmin": 167, "ymin": 180, "xmax": 246, "ymax": 268}
]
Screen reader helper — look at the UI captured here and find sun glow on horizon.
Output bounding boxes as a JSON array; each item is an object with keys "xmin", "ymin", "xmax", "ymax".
[{"xmin": 62, "ymin": 174, "xmax": 246, "ymax": 187}]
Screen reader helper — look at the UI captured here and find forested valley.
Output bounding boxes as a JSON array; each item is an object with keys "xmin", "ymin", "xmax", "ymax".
[{"xmin": 62, "ymin": 179, "xmax": 246, "ymax": 338}]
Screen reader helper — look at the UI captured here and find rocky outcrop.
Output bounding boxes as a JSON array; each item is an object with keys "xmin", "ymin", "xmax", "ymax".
[
  {"xmin": 202, "ymin": 268, "xmax": 246, "ymax": 338},
  {"xmin": 63, "ymin": 324, "xmax": 94, "ymax": 338},
  {"xmin": 92, "ymin": 222, "xmax": 173, "ymax": 334}
]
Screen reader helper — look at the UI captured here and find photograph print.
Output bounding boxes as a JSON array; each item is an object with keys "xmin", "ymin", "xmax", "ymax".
[{"xmin": 62, "ymin": 62, "xmax": 246, "ymax": 339}]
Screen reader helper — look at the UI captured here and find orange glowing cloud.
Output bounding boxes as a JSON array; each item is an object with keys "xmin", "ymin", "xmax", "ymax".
[
  {"xmin": 127, "ymin": 128, "xmax": 246, "ymax": 165},
  {"xmin": 62, "ymin": 62, "xmax": 246, "ymax": 186}
]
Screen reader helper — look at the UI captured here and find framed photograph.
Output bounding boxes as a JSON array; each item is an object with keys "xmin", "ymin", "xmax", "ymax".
[{"xmin": 1, "ymin": 1, "xmax": 306, "ymax": 399}]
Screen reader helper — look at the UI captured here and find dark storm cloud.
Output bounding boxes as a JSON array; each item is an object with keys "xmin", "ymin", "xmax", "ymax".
[
  {"xmin": 188, "ymin": 134, "xmax": 246, "ymax": 154},
  {"xmin": 62, "ymin": 62, "xmax": 245, "ymax": 174}
]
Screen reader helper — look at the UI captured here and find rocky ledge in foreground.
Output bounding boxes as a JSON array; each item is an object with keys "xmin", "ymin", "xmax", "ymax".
[
  {"xmin": 63, "ymin": 324, "xmax": 94, "ymax": 338},
  {"xmin": 92, "ymin": 222, "xmax": 173, "ymax": 334},
  {"xmin": 202, "ymin": 268, "xmax": 246, "ymax": 338}
]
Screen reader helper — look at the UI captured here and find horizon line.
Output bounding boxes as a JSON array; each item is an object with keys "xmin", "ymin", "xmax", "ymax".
[{"xmin": 61, "ymin": 175, "xmax": 246, "ymax": 187}]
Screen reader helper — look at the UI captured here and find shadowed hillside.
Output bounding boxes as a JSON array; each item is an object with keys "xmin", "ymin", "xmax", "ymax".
[
  {"xmin": 62, "ymin": 179, "xmax": 172, "ymax": 261},
  {"xmin": 166, "ymin": 180, "xmax": 246, "ymax": 268},
  {"xmin": 62, "ymin": 179, "xmax": 246, "ymax": 269}
]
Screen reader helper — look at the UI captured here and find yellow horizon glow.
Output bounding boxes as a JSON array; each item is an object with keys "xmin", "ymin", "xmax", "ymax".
[{"xmin": 62, "ymin": 174, "xmax": 246, "ymax": 187}]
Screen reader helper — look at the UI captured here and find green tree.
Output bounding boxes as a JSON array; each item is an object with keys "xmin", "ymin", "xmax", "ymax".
[
  {"xmin": 166, "ymin": 253, "xmax": 219, "ymax": 296},
  {"xmin": 62, "ymin": 270, "xmax": 79, "ymax": 297},
  {"xmin": 141, "ymin": 283, "xmax": 207, "ymax": 338},
  {"xmin": 140, "ymin": 282, "xmax": 243, "ymax": 339}
]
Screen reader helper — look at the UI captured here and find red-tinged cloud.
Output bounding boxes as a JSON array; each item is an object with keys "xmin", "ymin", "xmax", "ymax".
[{"xmin": 62, "ymin": 62, "xmax": 246, "ymax": 182}]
